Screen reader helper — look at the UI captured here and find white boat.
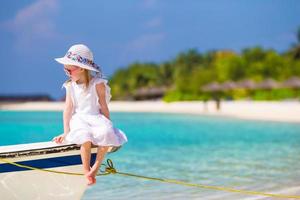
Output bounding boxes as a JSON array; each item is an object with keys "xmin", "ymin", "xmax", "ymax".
[{"xmin": 0, "ymin": 141, "xmax": 121, "ymax": 200}]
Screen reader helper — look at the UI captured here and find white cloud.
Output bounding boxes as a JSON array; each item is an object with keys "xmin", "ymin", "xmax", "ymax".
[
  {"xmin": 118, "ymin": 32, "xmax": 165, "ymax": 63},
  {"xmin": 1, "ymin": 0, "xmax": 59, "ymax": 51},
  {"xmin": 144, "ymin": 17, "xmax": 162, "ymax": 29},
  {"xmin": 141, "ymin": 0, "xmax": 157, "ymax": 9},
  {"xmin": 127, "ymin": 32, "xmax": 165, "ymax": 51}
]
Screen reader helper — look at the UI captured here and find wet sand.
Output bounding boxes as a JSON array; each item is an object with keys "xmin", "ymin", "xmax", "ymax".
[{"xmin": 0, "ymin": 100, "xmax": 299, "ymax": 123}]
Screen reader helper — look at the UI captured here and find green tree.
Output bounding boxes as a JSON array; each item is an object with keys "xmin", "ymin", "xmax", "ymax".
[
  {"xmin": 289, "ymin": 27, "xmax": 300, "ymax": 59},
  {"xmin": 173, "ymin": 49, "xmax": 204, "ymax": 92},
  {"xmin": 109, "ymin": 44, "xmax": 300, "ymax": 101}
]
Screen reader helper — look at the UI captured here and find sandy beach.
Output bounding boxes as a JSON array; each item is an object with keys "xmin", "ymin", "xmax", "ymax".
[{"xmin": 0, "ymin": 100, "xmax": 299, "ymax": 123}]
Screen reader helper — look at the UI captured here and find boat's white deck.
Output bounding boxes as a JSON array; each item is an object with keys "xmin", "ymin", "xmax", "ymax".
[
  {"xmin": 0, "ymin": 141, "xmax": 121, "ymax": 155},
  {"xmin": 0, "ymin": 141, "xmax": 71, "ymax": 153}
]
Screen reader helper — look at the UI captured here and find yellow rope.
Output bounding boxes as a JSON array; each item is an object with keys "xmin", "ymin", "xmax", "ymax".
[
  {"xmin": 0, "ymin": 157, "xmax": 111, "ymax": 176},
  {"xmin": 1, "ymin": 157, "xmax": 299, "ymax": 199}
]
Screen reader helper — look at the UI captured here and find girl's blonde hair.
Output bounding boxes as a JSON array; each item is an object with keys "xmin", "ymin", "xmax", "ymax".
[
  {"xmin": 83, "ymin": 69, "xmax": 92, "ymax": 89},
  {"xmin": 64, "ymin": 68, "xmax": 92, "ymax": 92}
]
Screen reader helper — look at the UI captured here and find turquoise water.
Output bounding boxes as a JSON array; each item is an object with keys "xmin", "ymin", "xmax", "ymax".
[{"xmin": 0, "ymin": 111, "xmax": 300, "ymax": 199}]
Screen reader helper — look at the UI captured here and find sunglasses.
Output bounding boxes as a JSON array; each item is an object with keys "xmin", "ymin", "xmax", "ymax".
[{"xmin": 64, "ymin": 67, "xmax": 80, "ymax": 76}]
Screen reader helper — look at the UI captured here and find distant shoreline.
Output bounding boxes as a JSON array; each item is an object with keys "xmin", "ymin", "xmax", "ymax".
[{"xmin": 0, "ymin": 100, "xmax": 300, "ymax": 123}]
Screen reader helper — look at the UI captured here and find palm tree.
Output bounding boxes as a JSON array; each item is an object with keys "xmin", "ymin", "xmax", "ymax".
[{"xmin": 290, "ymin": 27, "xmax": 300, "ymax": 59}]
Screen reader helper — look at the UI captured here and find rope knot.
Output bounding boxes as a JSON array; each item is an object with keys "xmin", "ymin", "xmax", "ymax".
[
  {"xmin": 100, "ymin": 159, "xmax": 117, "ymax": 175},
  {"xmin": 105, "ymin": 167, "xmax": 116, "ymax": 174}
]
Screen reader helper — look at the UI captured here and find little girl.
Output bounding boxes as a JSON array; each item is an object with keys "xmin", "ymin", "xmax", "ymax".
[{"xmin": 52, "ymin": 44, "xmax": 128, "ymax": 185}]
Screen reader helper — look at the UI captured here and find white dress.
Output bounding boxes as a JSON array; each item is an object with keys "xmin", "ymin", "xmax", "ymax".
[{"xmin": 62, "ymin": 77, "xmax": 128, "ymax": 147}]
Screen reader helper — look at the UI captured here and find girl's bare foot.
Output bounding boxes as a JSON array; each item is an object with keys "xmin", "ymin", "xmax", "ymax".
[
  {"xmin": 86, "ymin": 175, "xmax": 95, "ymax": 185},
  {"xmin": 85, "ymin": 170, "xmax": 96, "ymax": 186},
  {"xmin": 87, "ymin": 166, "xmax": 99, "ymax": 184}
]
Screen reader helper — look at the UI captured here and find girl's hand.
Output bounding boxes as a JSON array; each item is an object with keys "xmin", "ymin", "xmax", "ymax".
[{"xmin": 52, "ymin": 133, "xmax": 67, "ymax": 144}]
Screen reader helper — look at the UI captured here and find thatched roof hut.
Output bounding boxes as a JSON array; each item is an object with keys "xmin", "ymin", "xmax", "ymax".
[
  {"xmin": 256, "ymin": 78, "xmax": 280, "ymax": 89},
  {"xmin": 236, "ymin": 79, "xmax": 257, "ymax": 90},
  {"xmin": 219, "ymin": 81, "xmax": 237, "ymax": 91},
  {"xmin": 283, "ymin": 77, "xmax": 300, "ymax": 88},
  {"xmin": 134, "ymin": 87, "xmax": 167, "ymax": 100},
  {"xmin": 201, "ymin": 82, "xmax": 221, "ymax": 92}
]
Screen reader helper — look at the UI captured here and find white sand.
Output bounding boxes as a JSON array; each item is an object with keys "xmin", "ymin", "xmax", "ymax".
[{"xmin": 0, "ymin": 100, "xmax": 299, "ymax": 123}]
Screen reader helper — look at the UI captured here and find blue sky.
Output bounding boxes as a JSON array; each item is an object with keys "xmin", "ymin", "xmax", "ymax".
[{"xmin": 0, "ymin": 0, "xmax": 299, "ymax": 100}]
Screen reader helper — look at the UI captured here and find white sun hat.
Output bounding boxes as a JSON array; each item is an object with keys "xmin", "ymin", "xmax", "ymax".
[{"xmin": 55, "ymin": 44, "xmax": 101, "ymax": 73}]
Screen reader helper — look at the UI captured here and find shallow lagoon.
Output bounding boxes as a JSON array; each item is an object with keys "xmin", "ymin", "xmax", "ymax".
[{"xmin": 0, "ymin": 111, "xmax": 299, "ymax": 199}]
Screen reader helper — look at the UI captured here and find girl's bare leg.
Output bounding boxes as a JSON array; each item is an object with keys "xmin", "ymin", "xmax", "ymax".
[
  {"xmin": 80, "ymin": 141, "xmax": 94, "ymax": 185},
  {"xmin": 88, "ymin": 146, "xmax": 110, "ymax": 181}
]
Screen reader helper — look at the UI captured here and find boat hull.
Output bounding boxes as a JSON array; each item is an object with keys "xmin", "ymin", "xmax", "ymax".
[
  {"xmin": 0, "ymin": 165, "xmax": 87, "ymax": 200},
  {"xmin": 0, "ymin": 141, "xmax": 121, "ymax": 200}
]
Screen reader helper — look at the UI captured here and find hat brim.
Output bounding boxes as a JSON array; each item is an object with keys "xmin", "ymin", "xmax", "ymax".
[{"xmin": 55, "ymin": 57, "xmax": 100, "ymax": 72}]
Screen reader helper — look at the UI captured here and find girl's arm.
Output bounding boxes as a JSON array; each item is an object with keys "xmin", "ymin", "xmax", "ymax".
[
  {"xmin": 96, "ymin": 83, "xmax": 110, "ymax": 120},
  {"xmin": 63, "ymin": 87, "xmax": 73, "ymax": 134},
  {"xmin": 53, "ymin": 84, "xmax": 73, "ymax": 143}
]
